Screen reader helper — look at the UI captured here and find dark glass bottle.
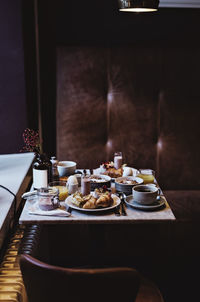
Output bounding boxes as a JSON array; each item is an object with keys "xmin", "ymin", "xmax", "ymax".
[{"xmin": 33, "ymin": 153, "xmax": 52, "ymax": 189}]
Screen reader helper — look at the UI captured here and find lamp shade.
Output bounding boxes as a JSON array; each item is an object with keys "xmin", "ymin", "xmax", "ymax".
[{"xmin": 118, "ymin": 0, "xmax": 159, "ymax": 12}]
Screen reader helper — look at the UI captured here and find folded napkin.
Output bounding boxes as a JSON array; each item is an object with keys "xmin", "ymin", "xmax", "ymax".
[{"xmin": 29, "ymin": 202, "xmax": 70, "ymax": 217}]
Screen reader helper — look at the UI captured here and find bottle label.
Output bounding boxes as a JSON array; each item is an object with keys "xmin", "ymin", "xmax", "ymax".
[{"xmin": 33, "ymin": 168, "xmax": 48, "ymax": 189}]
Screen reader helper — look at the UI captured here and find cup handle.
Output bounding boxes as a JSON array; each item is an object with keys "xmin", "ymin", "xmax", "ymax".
[
  {"xmin": 52, "ymin": 196, "xmax": 60, "ymax": 207},
  {"xmin": 157, "ymin": 188, "xmax": 162, "ymax": 199}
]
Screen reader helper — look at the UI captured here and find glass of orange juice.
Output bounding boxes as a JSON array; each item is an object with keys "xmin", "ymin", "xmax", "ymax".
[
  {"xmin": 137, "ymin": 169, "xmax": 155, "ymax": 184},
  {"xmin": 49, "ymin": 181, "xmax": 69, "ymax": 201}
]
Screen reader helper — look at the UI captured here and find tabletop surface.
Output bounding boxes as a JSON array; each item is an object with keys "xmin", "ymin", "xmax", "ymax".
[
  {"xmin": 19, "ymin": 173, "xmax": 176, "ymax": 224},
  {"xmin": 0, "ymin": 152, "xmax": 34, "ymax": 246}
]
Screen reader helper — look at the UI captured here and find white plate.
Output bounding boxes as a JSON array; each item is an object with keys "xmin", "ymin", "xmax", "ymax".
[
  {"xmin": 65, "ymin": 193, "xmax": 121, "ymax": 212},
  {"xmin": 93, "ymin": 167, "xmax": 139, "ymax": 180},
  {"xmin": 125, "ymin": 195, "xmax": 166, "ymax": 211}
]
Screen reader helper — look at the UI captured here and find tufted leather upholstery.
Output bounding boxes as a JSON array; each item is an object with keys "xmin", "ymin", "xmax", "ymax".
[{"xmin": 56, "ymin": 46, "xmax": 200, "ymax": 192}]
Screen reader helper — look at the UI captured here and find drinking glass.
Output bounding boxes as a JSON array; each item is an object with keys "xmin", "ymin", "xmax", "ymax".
[
  {"xmin": 137, "ymin": 169, "xmax": 155, "ymax": 184},
  {"xmin": 81, "ymin": 174, "xmax": 91, "ymax": 196},
  {"xmin": 114, "ymin": 151, "xmax": 123, "ymax": 169},
  {"xmin": 49, "ymin": 181, "xmax": 68, "ymax": 201}
]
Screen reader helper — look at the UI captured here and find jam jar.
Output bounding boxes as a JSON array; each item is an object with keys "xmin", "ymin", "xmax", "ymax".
[{"xmin": 37, "ymin": 187, "xmax": 59, "ymax": 211}]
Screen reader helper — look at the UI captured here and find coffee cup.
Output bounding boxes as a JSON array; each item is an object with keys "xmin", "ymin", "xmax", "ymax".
[
  {"xmin": 57, "ymin": 161, "xmax": 76, "ymax": 177},
  {"xmin": 132, "ymin": 184, "xmax": 160, "ymax": 205}
]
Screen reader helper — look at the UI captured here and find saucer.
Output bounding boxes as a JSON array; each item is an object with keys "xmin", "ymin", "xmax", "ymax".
[{"xmin": 125, "ymin": 195, "xmax": 166, "ymax": 211}]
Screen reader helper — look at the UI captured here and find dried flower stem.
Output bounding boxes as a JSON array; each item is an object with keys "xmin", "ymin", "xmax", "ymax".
[{"xmin": 21, "ymin": 128, "xmax": 41, "ymax": 155}]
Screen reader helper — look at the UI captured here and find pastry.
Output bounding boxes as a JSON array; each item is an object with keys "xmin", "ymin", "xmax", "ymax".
[
  {"xmin": 83, "ymin": 194, "xmax": 92, "ymax": 202},
  {"xmin": 83, "ymin": 197, "xmax": 97, "ymax": 209},
  {"xmin": 100, "ymin": 161, "xmax": 123, "ymax": 178},
  {"xmin": 103, "ymin": 167, "xmax": 123, "ymax": 178},
  {"xmin": 70, "ymin": 188, "xmax": 113, "ymax": 209},
  {"xmin": 71, "ymin": 192, "xmax": 85, "ymax": 207},
  {"xmin": 96, "ymin": 193, "xmax": 113, "ymax": 208}
]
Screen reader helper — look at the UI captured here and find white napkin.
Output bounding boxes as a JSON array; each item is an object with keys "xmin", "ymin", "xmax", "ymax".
[{"xmin": 28, "ymin": 202, "xmax": 70, "ymax": 217}]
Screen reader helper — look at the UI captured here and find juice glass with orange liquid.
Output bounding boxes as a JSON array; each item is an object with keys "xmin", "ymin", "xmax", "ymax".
[
  {"xmin": 137, "ymin": 169, "xmax": 155, "ymax": 184},
  {"xmin": 49, "ymin": 181, "xmax": 69, "ymax": 201}
]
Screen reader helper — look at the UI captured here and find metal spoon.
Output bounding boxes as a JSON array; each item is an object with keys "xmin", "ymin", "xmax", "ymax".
[{"xmin": 118, "ymin": 192, "xmax": 127, "ymax": 216}]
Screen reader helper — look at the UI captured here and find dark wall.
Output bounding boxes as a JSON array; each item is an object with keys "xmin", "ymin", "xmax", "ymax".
[
  {"xmin": 34, "ymin": 0, "xmax": 200, "ymax": 156},
  {"xmin": 0, "ymin": 0, "xmax": 28, "ymax": 154},
  {"xmin": 55, "ymin": 1, "xmax": 200, "ymax": 46},
  {"xmin": 0, "ymin": 0, "xmax": 200, "ymax": 153},
  {"xmin": 2, "ymin": 0, "xmax": 199, "ymax": 156}
]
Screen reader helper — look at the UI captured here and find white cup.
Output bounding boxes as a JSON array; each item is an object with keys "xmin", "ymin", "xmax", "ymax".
[
  {"xmin": 132, "ymin": 184, "xmax": 160, "ymax": 205},
  {"xmin": 57, "ymin": 161, "xmax": 76, "ymax": 177}
]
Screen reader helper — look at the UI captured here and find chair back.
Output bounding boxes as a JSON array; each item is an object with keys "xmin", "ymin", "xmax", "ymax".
[{"xmin": 20, "ymin": 254, "xmax": 140, "ymax": 302}]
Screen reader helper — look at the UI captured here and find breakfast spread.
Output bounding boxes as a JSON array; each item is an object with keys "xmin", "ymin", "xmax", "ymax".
[{"xmin": 71, "ymin": 188, "xmax": 114, "ymax": 209}]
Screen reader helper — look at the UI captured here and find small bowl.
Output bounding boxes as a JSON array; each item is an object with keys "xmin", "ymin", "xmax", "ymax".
[
  {"xmin": 115, "ymin": 176, "xmax": 143, "ymax": 195},
  {"xmin": 89, "ymin": 174, "xmax": 111, "ymax": 191},
  {"xmin": 57, "ymin": 161, "xmax": 77, "ymax": 177}
]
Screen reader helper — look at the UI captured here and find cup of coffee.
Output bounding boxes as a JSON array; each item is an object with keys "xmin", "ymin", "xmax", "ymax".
[
  {"xmin": 132, "ymin": 184, "xmax": 160, "ymax": 205},
  {"xmin": 57, "ymin": 161, "xmax": 76, "ymax": 177}
]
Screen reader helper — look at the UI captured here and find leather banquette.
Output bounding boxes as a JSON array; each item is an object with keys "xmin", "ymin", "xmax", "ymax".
[{"xmin": 56, "ymin": 45, "xmax": 200, "ymax": 221}]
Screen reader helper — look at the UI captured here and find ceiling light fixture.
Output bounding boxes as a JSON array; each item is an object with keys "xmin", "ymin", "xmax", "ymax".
[{"xmin": 118, "ymin": 0, "xmax": 159, "ymax": 12}]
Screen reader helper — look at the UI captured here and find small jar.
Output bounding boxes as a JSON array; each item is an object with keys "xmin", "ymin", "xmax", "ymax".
[{"xmin": 37, "ymin": 187, "xmax": 59, "ymax": 211}]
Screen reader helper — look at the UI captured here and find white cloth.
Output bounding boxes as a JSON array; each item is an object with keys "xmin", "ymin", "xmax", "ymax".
[{"xmin": 28, "ymin": 202, "xmax": 70, "ymax": 217}]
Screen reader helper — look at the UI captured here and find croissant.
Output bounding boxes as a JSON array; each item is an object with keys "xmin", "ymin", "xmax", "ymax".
[
  {"xmin": 83, "ymin": 197, "xmax": 97, "ymax": 209},
  {"xmin": 96, "ymin": 193, "xmax": 113, "ymax": 208},
  {"xmin": 83, "ymin": 194, "xmax": 92, "ymax": 202}
]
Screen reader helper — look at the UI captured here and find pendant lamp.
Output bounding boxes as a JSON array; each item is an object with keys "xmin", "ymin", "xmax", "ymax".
[{"xmin": 118, "ymin": 0, "xmax": 159, "ymax": 12}]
